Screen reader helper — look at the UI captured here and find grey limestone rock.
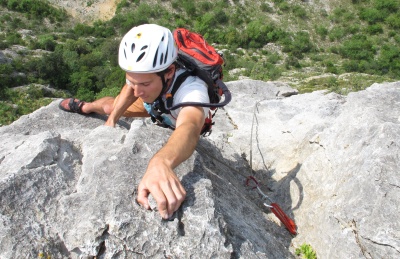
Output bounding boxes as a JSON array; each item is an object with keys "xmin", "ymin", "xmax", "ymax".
[{"xmin": 0, "ymin": 80, "xmax": 399, "ymax": 258}]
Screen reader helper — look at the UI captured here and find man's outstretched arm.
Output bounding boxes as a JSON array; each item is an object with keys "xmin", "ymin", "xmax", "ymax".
[
  {"xmin": 105, "ymin": 84, "xmax": 137, "ymax": 127},
  {"xmin": 137, "ymin": 105, "xmax": 205, "ymax": 219}
]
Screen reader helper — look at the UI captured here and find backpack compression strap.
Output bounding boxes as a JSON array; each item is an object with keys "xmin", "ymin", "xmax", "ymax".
[
  {"xmin": 165, "ymin": 76, "xmax": 232, "ymax": 111},
  {"xmin": 151, "ymin": 71, "xmax": 219, "ymax": 136}
]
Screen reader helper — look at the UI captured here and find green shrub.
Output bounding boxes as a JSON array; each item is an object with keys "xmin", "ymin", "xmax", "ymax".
[
  {"xmin": 75, "ymin": 87, "xmax": 95, "ymax": 102},
  {"xmin": 366, "ymin": 24, "xmax": 383, "ymax": 34},
  {"xmin": 315, "ymin": 25, "xmax": 328, "ymax": 39},
  {"xmin": 268, "ymin": 53, "xmax": 281, "ymax": 64},
  {"xmin": 285, "ymin": 55, "xmax": 301, "ymax": 68},
  {"xmin": 359, "ymin": 8, "xmax": 385, "ymax": 24},
  {"xmin": 343, "ymin": 60, "xmax": 361, "ymax": 72},
  {"xmin": 214, "ymin": 8, "xmax": 228, "ymax": 24},
  {"xmin": 324, "ymin": 60, "xmax": 338, "ymax": 74},
  {"xmin": 5, "ymin": 32, "xmax": 24, "ymax": 45},
  {"xmin": 31, "ymin": 34, "xmax": 57, "ymax": 51},
  {"xmin": 73, "ymin": 23, "xmax": 95, "ymax": 37},
  {"xmin": 198, "ymin": 1, "xmax": 212, "ymax": 12},
  {"xmin": 260, "ymin": 3, "xmax": 273, "ymax": 12},
  {"xmin": 281, "ymin": 31, "xmax": 314, "ymax": 58},
  {"xmin": 328, "ymin": 27, "xmax": 346, "ymax": 41},
  {"xmin": 292, "ymin": 5, "xmax": 308, "ymax": 19},
  {"xmin": 377, "ymin": 44, "xmax": 400, "ymax": 75},
  {"xmin": 374, "ymin": 0, "xmax": 399, "ymax": 13},
  {"xmin": 3, "ymin": 0, "xmax": 68, "ymax": 22},
  {"xmin": 330, "ymin": 8, "xmax": 346, "ymax": 23},
  {"xmin": 277, "ymin": 2, "xmax": 290, "ymax": 11},
  {"xmin": 8, "ymin": 17, "xmax": 25, "ymax": 30},
  {"xmin": 35, "ymin": 50, "xmax": 70, "ymax": 89},
  {"xmin": 69, "ymin": 71, "xmax": 96, "ymax": 93},
  {"xmin": 79, "ymin": 52, "xmax": 103, "ymax": 69},
  {"xmin": 181, "ymin": 0, "xmax": 196, "ymax": 16},
  {"xmin": 339, "ymin": 34, "xmax": 376, "ymax": 60},
  {"xmin": 386, "ymin": 13, "xmax": 400, "ymax": 29},
  {"xmin": 115, "ymin": 0, "xmax": 131, "ymax": 13},
  {"xmin": 0, "ymin": 64, "xmax": 13, "ymax": 97},
  {"xmin": 0, "ymin": 86, "xmax": 56, "ymax": 125},
  {"xmin": 63, "ymin": 38, "xmax": 92, "ymax": 55}
]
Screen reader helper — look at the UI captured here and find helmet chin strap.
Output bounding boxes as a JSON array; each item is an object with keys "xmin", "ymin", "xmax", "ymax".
[
  {"xmin": 160, "ymin": 71, "xmax": 176, "ymax": 95},
  {"xmin": 161, "ymin": 75, "xmax": 168, "ymax": 94},
  {"xmin": 151, "ymin": 65, "xmax": 176, "ymax": 103},
  {"xmin": 148, "ymin": 75, "xmax": 169, "ymax": 105}
]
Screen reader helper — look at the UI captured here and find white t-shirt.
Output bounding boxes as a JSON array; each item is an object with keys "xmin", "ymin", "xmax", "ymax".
[{"xmin": 144, "ymin": 69, "xmax": 210, "ymax": 128}]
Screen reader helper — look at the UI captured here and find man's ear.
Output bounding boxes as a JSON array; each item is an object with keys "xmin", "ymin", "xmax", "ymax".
[{"xmin": 165, "ymin": 64, "xmax": 176, "ymax": 81}]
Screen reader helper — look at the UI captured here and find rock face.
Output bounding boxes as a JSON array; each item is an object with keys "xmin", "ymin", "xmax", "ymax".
[
  {"xmin": 47, "ymin": 0, "xmax": 118, "ymax": 23},
  {"xmin": 0, "ymin": 80, "xmax": 399, "ymax": 258}
]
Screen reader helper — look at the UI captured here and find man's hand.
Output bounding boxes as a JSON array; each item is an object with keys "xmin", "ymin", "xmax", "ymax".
[
  {"xmin": 104, "ymin": 119, "xmax": 116, "ymax": 127},
  {"xmin": 137, "ymin": 158, "xmax": 186, "ymax": 219},
  {"xmin": 136, "ymin": 106, "xmax": 204, "ymax": 219},
  {"xmin": 105, "ymin": 84, "xmax": 137, "ymax": 127}
]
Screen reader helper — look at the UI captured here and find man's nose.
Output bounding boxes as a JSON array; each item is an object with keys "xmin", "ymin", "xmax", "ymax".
[{"xmin": 134, "ymin": 85, "xmax": 144, "ymax": 97}]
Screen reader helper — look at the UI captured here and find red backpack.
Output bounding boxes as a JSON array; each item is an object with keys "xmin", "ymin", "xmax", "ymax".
[
  {"xmin": 165, "ymin": 28, "xmax": 231, "ymax": 110},
  {"xmin": 164, "ymin": 28, "xmax": 232, "ymax": 135}
]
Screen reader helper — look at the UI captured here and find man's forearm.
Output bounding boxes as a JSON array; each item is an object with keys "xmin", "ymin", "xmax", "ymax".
[
  {"xmin": 137, "ymin": 106, "xmax": 204, "ymax": 218},
  {"xmin": 106, "ymin": 85, "xmax": 136, "ymax": 126},
  {"xmin": 151, "ymin": 120, "xmax": 201, "ymax": 169}
]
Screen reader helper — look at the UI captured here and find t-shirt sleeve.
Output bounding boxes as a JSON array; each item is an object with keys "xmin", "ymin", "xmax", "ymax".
[{"xmin": 172, "ymin": 76, "xmax": 210, "ymax": 117}]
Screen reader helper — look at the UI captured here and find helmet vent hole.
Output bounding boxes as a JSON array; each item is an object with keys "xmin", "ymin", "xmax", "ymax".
[
  {"xmin": 160, "ymin": 53, "xmax": 164, "ymax": 65},
  {"xmin": 161, "ymin": 36, "xmax": 165, "ymax": 41},
  {"xmin": 124, "ymin": 49, "xmax": 127, "ymax": 59},
  {"xmin": 165, "ymin": 47, "xmax": 169, "ymax": 64},
  {"xmin": 137, "ymin": 52, "xmax": 145, "ymax": 62},
  {"xmin": 153, "ymin": 48, "xmax": 159, "ymax": 68},
  {"xmin": 141, "ymin": 45, "xmax": 148, "ymax": 51},
  {"xmin": 131, "ymin": 43, "xmax": 135, "ymax": 53}
]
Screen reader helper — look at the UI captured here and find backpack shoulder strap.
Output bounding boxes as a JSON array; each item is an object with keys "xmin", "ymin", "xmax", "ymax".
[{"xmin": 166, "ymin": 70, "xmax": 191, "ymax": 108}]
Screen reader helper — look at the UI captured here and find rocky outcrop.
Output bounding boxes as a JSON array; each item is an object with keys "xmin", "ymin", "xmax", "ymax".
[
  {"xmin": 0, "ymin": 80, "xmax": 399, "ymax": 258},
  {"xmin": 47, "ymin": 0, "xmax": 118, "ymax": 23}
]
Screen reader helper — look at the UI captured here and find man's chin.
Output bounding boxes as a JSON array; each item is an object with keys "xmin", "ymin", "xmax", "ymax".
[{"xmin": 141, "ymin": 97, "xmax": 156, "ymax": 103}]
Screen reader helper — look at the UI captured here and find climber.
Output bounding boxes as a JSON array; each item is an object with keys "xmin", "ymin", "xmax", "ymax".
[{"xmin": 58, "ymin": 24, "xmax": 210, "ymax": 220}]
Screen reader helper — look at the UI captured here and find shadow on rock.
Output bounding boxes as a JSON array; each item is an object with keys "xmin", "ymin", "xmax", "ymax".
[{"xmin": 186, "ymin": 138, "xmax": 302, "ymax": 258}]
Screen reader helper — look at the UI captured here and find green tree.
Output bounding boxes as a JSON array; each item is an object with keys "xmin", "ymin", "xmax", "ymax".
[
  {"xmin": 386, "ymin": 13, "xmax": 400, "ymax": 29},
  {"xmin": 377, "ymin": 44, "xmax": 400, "ymax": 75},
  {"xmin": 282, "ymin": 31, "xmax": 314, "ymax": 58},
  {"xmin": 340, "ymin": 34, "xmax": 376, "ymax": 60},
  {"xmin": 0, "ymin": 64, "xmax": 13, "ymax": 97},
  {"xmin": 34, "ymin": 34, "xmax": 57, "ymax": 51},
  {"xmin": 36, "ymin": 50, "xmax": 70, "ymax": 89},
  {"xmin": 359, "ymin": 8, "xmax": 384, "ymax": 24}
]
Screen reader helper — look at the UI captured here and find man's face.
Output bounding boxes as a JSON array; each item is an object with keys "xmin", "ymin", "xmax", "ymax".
[{"xmin": 125, "ymin": 72, "xmax": 163, "ymax": 103}]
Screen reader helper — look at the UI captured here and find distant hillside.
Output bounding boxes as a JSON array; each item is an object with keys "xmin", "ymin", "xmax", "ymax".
[{"xmin": 1, "ymin": 0, "xmax": 399, "ymax": 125}]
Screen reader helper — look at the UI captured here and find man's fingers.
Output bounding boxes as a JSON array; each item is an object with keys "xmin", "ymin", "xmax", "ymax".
[
  {"xmin": 154, "ymin": 181, "xmax": 185, "ymax": 219},
  {"xmin": 137, "ymin": 171, "xmax": 187, "ymax": 219},
  {"xmin": 136, "ymin": 185, "xmax": 150, "ymax": 210},
  {"xmin": 170, "ymin": 182, "xmax": 186, "ymax": 213},
  {"xmin": 150, "ymin": 187, "xmax": 170, "ymax": 219},
  {"xmin": 161, "ymin": 184, "xmax": 178, "ymax": 218}
]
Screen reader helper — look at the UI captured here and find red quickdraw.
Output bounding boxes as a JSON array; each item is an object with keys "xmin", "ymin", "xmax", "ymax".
[{"xmin": 246, "ymin": 176, "xmax": 297, "ymax": 235}]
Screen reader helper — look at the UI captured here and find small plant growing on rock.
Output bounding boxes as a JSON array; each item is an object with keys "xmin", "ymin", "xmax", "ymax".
[{"xmin": 295, "ymin": 243, "xmax": 317, "ymax": 259}]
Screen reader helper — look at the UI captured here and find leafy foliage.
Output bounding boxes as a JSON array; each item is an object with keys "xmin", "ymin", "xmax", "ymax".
[
  {"xmin": 1, "ymin": 0, "xmax": 400, "ymax": 125},
  {"xmin": 295, "ymin": 243, "xmax": 317, "ymax": 259},
  {"xmin": 0, "ymin": 0, "xmax": 68, "ymax": 21}
]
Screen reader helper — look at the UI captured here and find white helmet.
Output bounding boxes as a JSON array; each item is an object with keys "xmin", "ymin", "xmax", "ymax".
[{"xmin": 118, "ymin": 24, "xmax": 178, "ymax": 73}]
